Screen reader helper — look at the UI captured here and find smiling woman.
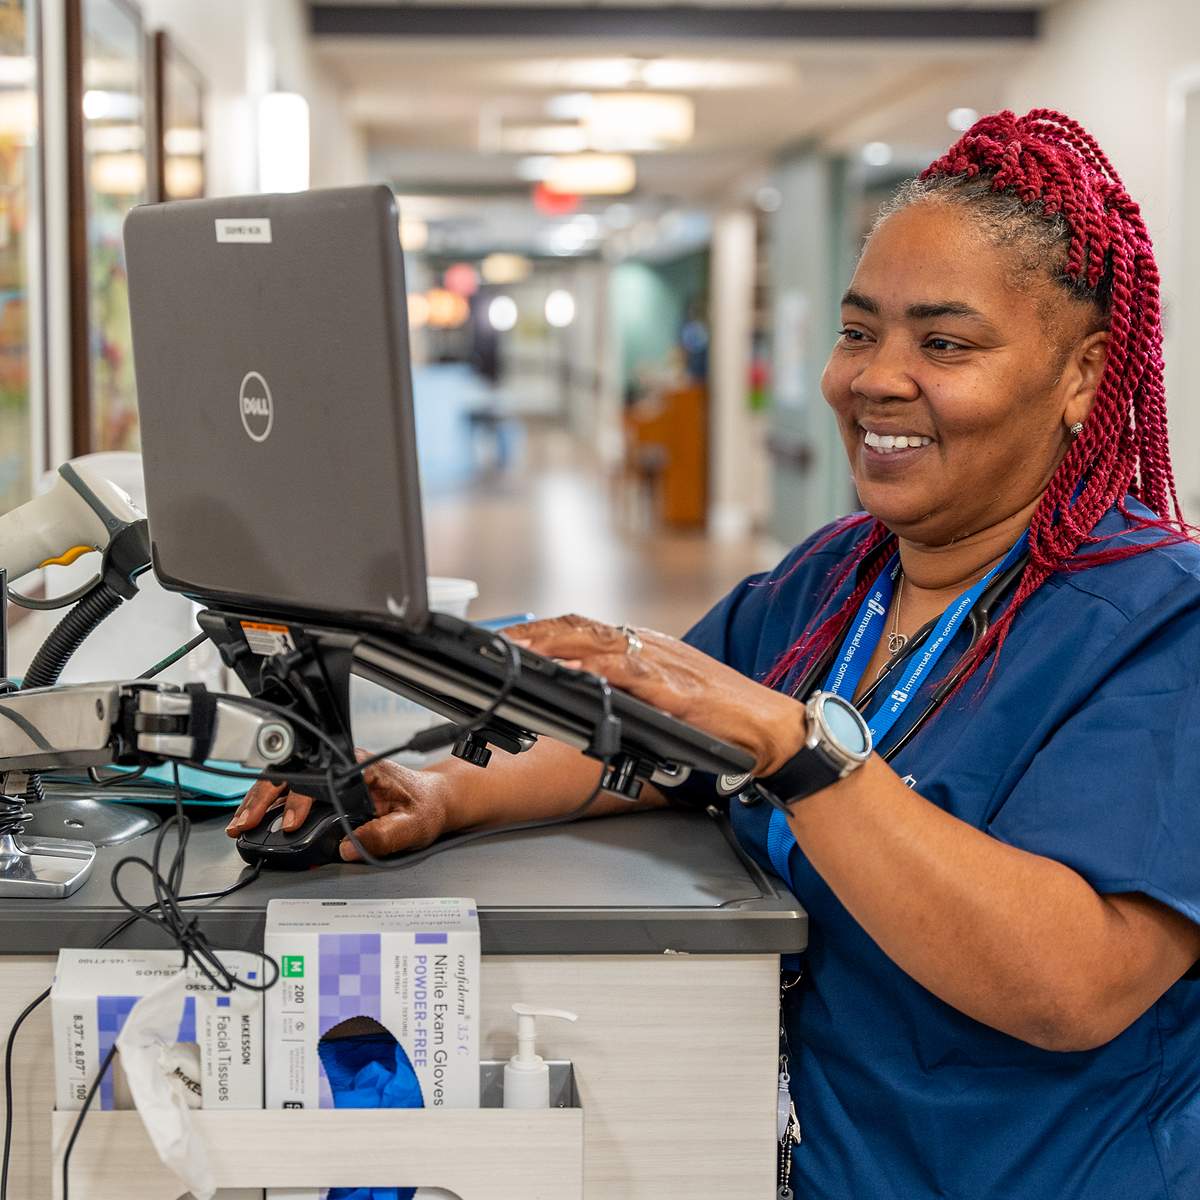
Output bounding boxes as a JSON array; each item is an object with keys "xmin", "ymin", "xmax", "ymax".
[{"xmin": 231, "ymin": 109, "xmax": 1200, "ymax": 1200}]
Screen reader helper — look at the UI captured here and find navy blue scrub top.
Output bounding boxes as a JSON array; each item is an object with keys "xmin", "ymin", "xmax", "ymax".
[{"xmin": 680, "ymin": 499, "xmax": 1200, "ymax": 1200}]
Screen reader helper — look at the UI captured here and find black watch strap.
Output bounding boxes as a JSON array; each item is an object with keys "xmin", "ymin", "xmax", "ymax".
[{"xmin": 757, "ymin": 744, "xmax": 842, "ymax": 811}]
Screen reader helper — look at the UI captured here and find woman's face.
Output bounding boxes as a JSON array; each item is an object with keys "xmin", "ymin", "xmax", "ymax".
[{"xmin": 821, "ymin": 201, "xmax": 1095, "ymax": 546}]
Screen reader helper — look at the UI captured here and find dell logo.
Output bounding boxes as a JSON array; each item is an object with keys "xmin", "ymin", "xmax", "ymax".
[{"xmin": 238, "ymin": 371, "xmax": 273, "ymax": 442}]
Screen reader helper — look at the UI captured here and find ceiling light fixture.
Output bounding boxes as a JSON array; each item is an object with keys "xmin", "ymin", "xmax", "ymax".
[
  {"xmin": 488, "ymin": 295, "xmax": 518, "ymax": 332},
  {"xmin": 545, "ymin": 153, "xmax": 636, "ymax": 196},
  {"xmin": 500, "ymin": 123, "xmax": 589, "ymax": 155},
  {"xmin": 861, "ymin": 141, "xmax": 893, "ymax": 168},
  {"xmin": 258, "ymin": 92, "xmax": 309, "ymax": 193},
  {"xmin": 482, "ymin": 253, "xmax": 532, "ymax": 285},
  {"xmin": 545, "ymin": 290, "xmax": 576, "ymax": 328},
  {"xmin": 584, "ymin": 93, "xmax": 693, "ymax": 151}
]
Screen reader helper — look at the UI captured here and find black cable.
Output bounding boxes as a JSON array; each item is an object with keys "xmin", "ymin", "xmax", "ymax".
[
  {"xmin": 20, "ymin": 580, "xmax": 126, "ymax": 805},
  {"xmin": 2, "ymin": 761, "xmax": 270, "ymax": 1200},
  {"xmin": 21, "ymin": 582, "xmax": 124, "ymax": 691},
  {"xmin": 321, "ymin": 673, "xmax": 618, "ymax": 870},
  {"xmin": 6, "ymin": 575, "xmax": 102, "ymax": 613},
  {"xmin": 0, "ymin": 858, "xmax": 262, "ymax": 1200},
  {"xmin": 0, "ymin": 793, "xmax": 30, "ymax": 839},
  {"xmin": 88, "ymin": 764, "xmax": 150, "ymax": 789},
  {"xmin": 346, "ymin": 632, "xmax": 524, "ymax": 778},
  {"xmin": 137, "ymin": 632, "xmax": 210, "ymax": 681},
  {"xmin": 59, "ymin": 1043, "xmax": 116, "ymax": 1200},
  {"xmin": 58, "ymin": 768, "xmax": 276, "ymax": 1199}
]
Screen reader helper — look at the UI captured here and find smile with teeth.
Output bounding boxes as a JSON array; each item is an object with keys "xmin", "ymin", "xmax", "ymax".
[{"xmin": 863, "ymin": 429, "xmax": 934, "ymax": 454}]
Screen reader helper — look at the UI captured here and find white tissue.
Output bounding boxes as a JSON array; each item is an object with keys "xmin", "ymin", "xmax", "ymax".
[{"xmin": 114, "ymin": 969, "xmax": 217, "ymax": 1200}]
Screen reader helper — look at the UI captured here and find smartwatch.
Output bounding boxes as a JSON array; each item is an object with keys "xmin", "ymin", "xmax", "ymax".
[{"xmin": 717, "ymin": 691, "xmax": 872, "ymax": 812}]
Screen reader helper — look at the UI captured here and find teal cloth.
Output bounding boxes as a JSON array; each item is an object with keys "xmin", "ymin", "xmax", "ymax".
[{"xmin": 59, "ymin": 762, "xmax": 252, "ymax": 806}]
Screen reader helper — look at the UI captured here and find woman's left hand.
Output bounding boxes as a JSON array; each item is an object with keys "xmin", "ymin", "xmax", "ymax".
[{"xmin": 503, "ymin": 614, "xmax": 808, "ymax": 775}]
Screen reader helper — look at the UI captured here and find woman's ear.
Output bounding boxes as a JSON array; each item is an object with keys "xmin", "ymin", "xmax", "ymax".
[{"xmin": 1063, "ymin": 330, "xmax": 1109, "ymax": 430}]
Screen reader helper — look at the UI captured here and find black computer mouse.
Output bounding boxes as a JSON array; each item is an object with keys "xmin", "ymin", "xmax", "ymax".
[{"xmin": 236, "ymin": 802, "xmax": 355, "ymax": 870}]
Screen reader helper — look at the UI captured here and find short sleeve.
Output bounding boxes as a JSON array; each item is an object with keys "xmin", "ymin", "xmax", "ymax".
[{"xmin": 986, "ymin": 614, "xmax": 1200, "ymax": 929}]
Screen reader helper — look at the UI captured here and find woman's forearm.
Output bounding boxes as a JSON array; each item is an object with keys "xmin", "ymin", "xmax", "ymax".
[
  {"xmin": 785, "ymin": 757, "xmax": 1200, "ymax": 1050},
  {"xmin": 426, "ymin": 736, "xmax": 668, "ymax": 832}
]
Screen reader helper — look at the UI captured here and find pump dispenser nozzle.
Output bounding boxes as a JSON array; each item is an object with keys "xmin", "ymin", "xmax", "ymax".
[{"xmin": 503, "ymin": 1003, "xmax": 578, "ymax": 1110}]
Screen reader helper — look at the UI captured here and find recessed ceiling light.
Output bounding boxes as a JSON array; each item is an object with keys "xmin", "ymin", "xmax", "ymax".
[
  {"xmin": 546, "ymin": 93, "xmax": 593, "ymax": 120},
  {"xmin": 862, "ymin": 142, "xmax": 893, "ymax": 168},
  {"xmin": 501, "ymin": 124, "xmax": 589, "ymax": 155},
  {"xmin": 755, "ymin": 186, "xmax": 782, "ymax": 213},
  {"xmin": 516, "ymin": 156, "xmax": 557, "ymax": 182},
  {"xmin": 584, "ymin": 93, "xmax": 693, "ymax": 152},
  {"xmin": 545, "ymin": 154, "xmax": 636, "ymax": 196}
]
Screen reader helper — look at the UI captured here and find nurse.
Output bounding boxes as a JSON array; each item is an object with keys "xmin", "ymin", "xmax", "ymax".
[{"xmin": 230, "ymin": 110, "xmax": 1200, "ymax": 1197}]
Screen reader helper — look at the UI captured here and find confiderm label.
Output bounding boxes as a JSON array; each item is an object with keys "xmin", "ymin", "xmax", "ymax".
[{"xmin": 215, "ymin": 217, "xmax": 272, "ymax": 243}]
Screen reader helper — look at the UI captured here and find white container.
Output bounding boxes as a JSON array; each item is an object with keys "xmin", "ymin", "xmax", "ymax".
[
  {"xmin": 348, "ymin": 576, "xmax": 479, "ymax": 759},
  {"xmin": 503, "ymin": 1004, "xmax": 579, "ymax": 1110},
  {"xmin": 50, "ymin": 948, "xmax": 264, "ymax": 1113}
]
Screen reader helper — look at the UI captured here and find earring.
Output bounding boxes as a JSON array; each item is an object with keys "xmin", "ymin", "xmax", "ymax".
[{"xmin": 1069, "ymin": 421, "xmax": 1084, "ymax": 438}]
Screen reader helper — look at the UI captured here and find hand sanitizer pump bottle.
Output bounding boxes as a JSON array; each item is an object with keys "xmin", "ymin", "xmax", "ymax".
[{"xmin": 502, "ymin": 1003, "xmax": 578, "ymax": 1109}]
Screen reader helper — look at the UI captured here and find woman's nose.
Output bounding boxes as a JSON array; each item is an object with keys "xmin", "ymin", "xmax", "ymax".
[{"xmin": 851, "ymin": 341, "xmax": 921, "ymax": 403}]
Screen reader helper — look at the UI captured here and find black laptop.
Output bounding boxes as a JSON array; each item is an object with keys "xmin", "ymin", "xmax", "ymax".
[{"xmin": 123, "ymin": 186, "xmax": 753, "ymax": 807}]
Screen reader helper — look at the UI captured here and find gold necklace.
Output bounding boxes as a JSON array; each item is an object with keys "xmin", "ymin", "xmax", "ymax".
[{"xmin": 887, "ymin": 572, "xmax": 908, "ymax": 656}]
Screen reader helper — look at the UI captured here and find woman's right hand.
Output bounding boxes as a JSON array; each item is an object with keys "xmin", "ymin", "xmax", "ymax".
[{"xmin": 224, "ymin": 750, "xmax": 454, "ymax": 862}]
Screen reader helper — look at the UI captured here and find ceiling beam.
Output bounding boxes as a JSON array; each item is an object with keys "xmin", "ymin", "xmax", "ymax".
[{"xmin": 311, "ymin": 5, "xmax": 1040, "ymax": 42}]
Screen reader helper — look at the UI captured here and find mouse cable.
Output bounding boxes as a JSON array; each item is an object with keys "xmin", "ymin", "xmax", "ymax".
[
  {"xmin": 136, "ymin": 632, "xmax": 211, "ymax": 680},
  {"xmin": 183, "ymin": 649, "xmax": 624, "ymax": 870},
  {"xmin": 59, "ymin": 764, "xmax": 278, "ymax": 1200},
  {"xmin": 320, "ymin": 672, "xmax": 619, "ymax": 870},
  {"xmin": 0, "ymin": 859, "xmax": 262, "ymax": 1200},
  {"xmin": 2, "ymin": 765, "xmax": 270, "ymax": 1200}
]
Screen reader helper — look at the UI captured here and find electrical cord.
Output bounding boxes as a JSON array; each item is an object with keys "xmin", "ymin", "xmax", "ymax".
[
  {"xmin": 87, "ymin": 764, "xmax": 149, "ymax": 789},
  {"xmin": 320, "ymin": 672, "xmax": 618, "ymax": 870},
  {"xmin": 0, "ymin": 793, "xmax": 30, "ymax": 839},
  {"xmin": 136, "ymin": 631, "xmax": 210, "ymax": 680},
  {"xmin": 3, "ymin": 636, "xmax": 626, "ymax": 1191},
  {"xmin": 57, "ymin": 765, "xmax": 277, "ymax": 1200},
  {"xmin": 198, "ymin": 635, "xmax": 631, "ymax": 869},
  {"xmin": 0, "ymin": 764, "xmax": 269, "ymax": 1200},
  {"xmin": 1, "ymin": 858, "xmax": 263, "ymax": 1200}
]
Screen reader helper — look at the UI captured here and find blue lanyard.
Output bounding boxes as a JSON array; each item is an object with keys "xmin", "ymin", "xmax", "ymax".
[
  {"xmin": 822, "ymin": 534, "xmax": 1028, "ymax": 746},
  {"xmin": 764, "ymin": 533, "xmax": 1028, "ymax": 884}
]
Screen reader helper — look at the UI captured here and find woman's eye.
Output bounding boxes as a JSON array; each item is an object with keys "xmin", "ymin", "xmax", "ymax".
[
  {"xmin": 924, "ymin": 337, "xmax": 967, "ymax": 352},
  {"xmin": 837, "ymin": 327, "xmax": 867, "ymax": 343}
]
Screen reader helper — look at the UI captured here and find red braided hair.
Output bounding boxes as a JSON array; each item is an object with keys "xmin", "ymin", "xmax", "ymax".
[{"xmin": 765, "ymin": 108, "xmax": 1192, "ymax": 695}]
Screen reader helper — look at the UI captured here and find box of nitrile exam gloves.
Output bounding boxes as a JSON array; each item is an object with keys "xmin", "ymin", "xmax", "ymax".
[
  {"xmin": 264, "ymin": 897, "xmax": 480, "ymax": 1200},
  {"xmin": 50, "ymin": 948, "xmax": 264, "ymax": 1113}
]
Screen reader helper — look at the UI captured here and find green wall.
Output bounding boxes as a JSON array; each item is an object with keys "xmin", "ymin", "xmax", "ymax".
[{"xmin": 610, "ymin": 251, "xmax": 708, "ymax": 393}]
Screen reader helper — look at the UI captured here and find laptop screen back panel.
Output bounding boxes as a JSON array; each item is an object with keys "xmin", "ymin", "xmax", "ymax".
[{"xmin": 124, "ymin": 185, "xmax": 429, "ymax": 629}]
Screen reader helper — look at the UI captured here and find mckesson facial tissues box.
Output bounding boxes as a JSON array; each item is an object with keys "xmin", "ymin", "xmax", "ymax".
[
  {"xmin": 264, "ymin": 898, "xmax": 480, "ymax": 1200},
  {"xmin": 50, "ymin": 948, "xmax": 264, "ymax": 1112}
]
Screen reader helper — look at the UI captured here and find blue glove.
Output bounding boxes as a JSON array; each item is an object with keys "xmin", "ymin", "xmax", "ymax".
[{"xmin": 319, "ymin": 1033, "xmax": 424, "ymax": 1200}]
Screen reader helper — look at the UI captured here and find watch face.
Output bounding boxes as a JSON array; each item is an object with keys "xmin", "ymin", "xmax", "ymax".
[{"xmin": 821, "ymin": 695, "xmax": 871, "ymax": 755}]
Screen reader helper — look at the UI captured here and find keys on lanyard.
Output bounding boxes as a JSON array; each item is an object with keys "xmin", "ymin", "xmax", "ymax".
[
  {"xmin": 777, "ymin": 967, "xmax": 802, "ymax": 1199},
  {"xmin": 777, "ymin": 1054, "xmax": 800, "ymax": 1199}
]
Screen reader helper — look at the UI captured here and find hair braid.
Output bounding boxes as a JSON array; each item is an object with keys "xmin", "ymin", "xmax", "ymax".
[{"xmin": 768, "ymin": 109, "xmax": 1193, "ymax": 699}]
